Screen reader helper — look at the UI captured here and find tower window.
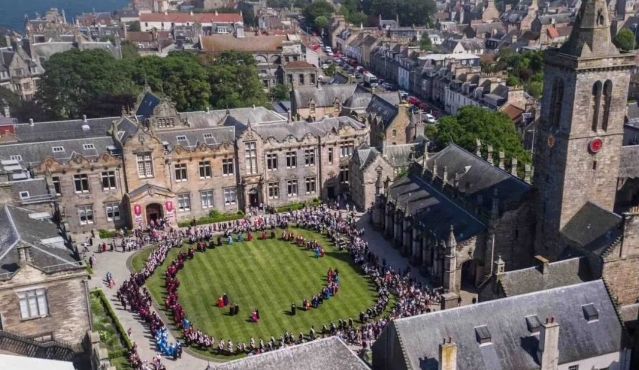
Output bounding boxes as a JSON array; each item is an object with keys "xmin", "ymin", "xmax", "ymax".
[
  {"xmin": 549, "ymin": 78, "xmax": 564, "ymax": 127},
  {"xmin": 602, "ymin": 80, "xmax": 612, "ymax": 131},
  {"xmin": 591, "ymin": 81, "xmax": 602, "ymax": 132},
  {"xmin": 592, "ymin": 160, "xmax": 597, "ymax": 170}
]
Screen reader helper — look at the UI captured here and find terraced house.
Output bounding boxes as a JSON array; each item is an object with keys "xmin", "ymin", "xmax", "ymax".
[{"xmin": 0, "ymin": 89, "xmax": 368, "ymax": 232}]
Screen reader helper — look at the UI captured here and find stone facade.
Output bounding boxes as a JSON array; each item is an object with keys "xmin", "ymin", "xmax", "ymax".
[
  {"xmin": 349, "ymin": 147, "xmax": 394, "ymax": 212},
  {"xmin": 0, "ymin": 262, "xmax": 90, "ymax": 344}
]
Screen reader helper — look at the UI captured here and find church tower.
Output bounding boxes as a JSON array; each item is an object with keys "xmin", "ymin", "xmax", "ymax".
[{"xmin": 533, "ymin": 0, "xmax": 635, "ymax": 259}]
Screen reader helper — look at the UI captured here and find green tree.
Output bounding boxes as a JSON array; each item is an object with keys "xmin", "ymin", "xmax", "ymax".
[
  {"xmin": 120, "ymin": 40, "xmax": 139, "ymax": 59},
  {"xmin": 128, "ymin": 21, "xmax": 141, "ymax": 32},
  {"xmin": 613, "ymin": 28, "xmax": 636, "ymax": 51},
  {"xmin": 420, "ymin": 34, "xmax": 432, "ymax": 51},
  {"xmin": 506, "ymin": 75, "xmax": 520, "ymax": 86},
  {"xmin": 324, "ymin": 64, "xmax": 337, "ymax": 77},
  {"xmin": 270, "ymin": 84, "xmax": 291, "ymax": 101},
  {"xmin": 315, "ymin": 15, "xmax": 329, "ymax": 30},
  {"xmin": 303, "ymin": 1, "xmax": 335, "ymax": 31},
  {"xmin": 159, "ymin": 52, "xmax": 211, "ymax": 111},
  {"xmin": 526, "ymin": 81, "xmax": 543, "ymax": 99},
  {"xmin": 367, "ymin": 0, "xmax": 435, "ymax": 26},
  {"xmin": 434, "ymin": 106, "xmax": 530, "ymax": 166},
  {"xmin": 207, "ymin": 51, "xmax": 269, "ymax": 109}
]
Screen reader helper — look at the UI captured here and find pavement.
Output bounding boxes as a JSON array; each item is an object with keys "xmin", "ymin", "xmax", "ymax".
[{"xmin": 82, "ymin": 208, "xmax": 461, "ymax": 369}]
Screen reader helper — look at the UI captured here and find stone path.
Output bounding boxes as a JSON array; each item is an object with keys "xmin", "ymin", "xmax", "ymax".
[{"xmin": 79, "ymin": 209, "xmax": 435, "ymax": 369}]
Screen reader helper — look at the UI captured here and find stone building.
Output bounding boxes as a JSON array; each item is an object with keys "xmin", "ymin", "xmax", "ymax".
[
  {"xmin": 0, "ymin": 204, "xmax": 89, "ymax": 344},
  {"xmin": 367, "ymin": 93, "xmax": 412, "ymax": 149},
  {"xmin": 349, "ymin": 146, "xmax": 394, "ymax": 212},
  {"xmin": 0, "ymin": 90, "xmax": 368, "ymax": 232},
  {"xmin": 278, "ymin": 61, "xmax": 319, "ymax": 87},
  {"xmin": 290, "ymin": 84, "xmax": 364, "ymax": 121}
]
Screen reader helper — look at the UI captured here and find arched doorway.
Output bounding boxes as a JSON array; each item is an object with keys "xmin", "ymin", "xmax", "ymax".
[
  {"xmin": 248, "ymin": 187, "xmax": 260, "ymax": 207},
  {"xmin": 146, "ymin": 203, "xmax": 163, "ymax": 225}
]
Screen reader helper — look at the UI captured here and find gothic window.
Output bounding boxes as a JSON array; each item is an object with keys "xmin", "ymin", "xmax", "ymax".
[
  {"xmin": 591, "ymin": 81, "xmax": 602, "ymax": 132},
  {"xmin": 549, "ymin": 78, "xmax": 564, "ymax": 127},
  {"xmin": 597, "ymin": 9, "xmax": 604, "ymax": 26},
  {"xmin": 602, "ymin": 80, "xmax": 612, "ymax": 131}
]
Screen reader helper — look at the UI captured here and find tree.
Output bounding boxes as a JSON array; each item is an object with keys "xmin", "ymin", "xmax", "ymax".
[
  {"xmin": 324, "ymin": 64, "xmax": 337, "ymax": 77},
  {"xmin": 120, "ymin": 40, "xmax": 139, "ymax": 59},
  {"xmin": 368, "ymin": 0, "xmax": 436, "ymax": 26},
  {"xmin": 613, "ymin": 28, "xmax": 636, "ymax": 51},
  {"xmin": 303, "ymin": 1, "xmax": 335, "ymax": 31},
  {"xmin": 420, "ymin": 35, "xmax": 432, "ymax": 51},
  {"xmin": 128, "ymin": 21, "xmax": 141, "ymax": 32},
  {"xmin": 270, "ymin": 84, "xmax": 291, "ymax": 101},
  {"xmin": 315, "ymin": 15, "xmax": 329, "ymax": 30},
  {"xmin": 434, "ymin": 106, "xmax": 530, "ymax": 166},
  {"xmin": 526, "ymin": 81, "xmax": 543, "ymax": 99},
  {"xmin": 207, "ymin": 51, "xmax": 269, "ymax": 109}
]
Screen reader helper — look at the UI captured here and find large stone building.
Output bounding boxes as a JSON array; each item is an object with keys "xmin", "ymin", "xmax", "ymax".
[{"xmin": 0, "ymin": 89, "xmax": 368, "ymax": 232}]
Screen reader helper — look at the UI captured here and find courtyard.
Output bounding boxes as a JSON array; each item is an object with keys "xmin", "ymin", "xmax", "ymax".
[{"xmin": 131, "ymin": 228, "xmax": 384, "ymax": 358}]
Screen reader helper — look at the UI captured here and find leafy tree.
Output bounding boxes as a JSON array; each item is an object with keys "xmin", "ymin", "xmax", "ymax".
[
  {"xmin": 367, "ymin": 0, "xmax": 435, "ymax": 26},
  {"xmin": 324, "ymin": 64, "xmax": 337, "ymax": 77},
  {"xmin": 294, "ymin": 0, "xmax": 308, "ymax": 8},
  {"xmin": 434, "ymin": 106, "xmax": 530, "ymax": 166},
  {"xmin": 526, "ymin": 81, "xmax": 543, "ymax": 99},
  {"xmin": 242, "ymin": 8, "xmax": 257, "ymax": 27},
  {"xmin": 424, "ymin": 123, "xmax": 438, "ymax": 139},
  {"xmin": 267, "ymin": 0, "xmax": 292, "ymax": 7},
  {"xmin": 420, "ymin": 35, "xmax": 432, "ymax": 51},
  {"xmin": 120, "ymin": 40, "xmax": 139, "ymax": 59},
  {"xmin": 128, "ymin": 21, "xmax": 141, "ymax": 32},
  {"xmin": 506, "ymin": 75, "xmax": 520, "ymax": 86},
  {"xmin": 270, "ymin": 84, "xmax": 291, "ymax": 101},
  {"xmin": 613, "ymin": 28, "xmax": 636, "ymax": 51},
  {"xmin": 159, "ymin": 53, "xmax": 211, "ymax": 111},
  {"xmin": 303, "ymin": 1, "xmax": 334, "ymax": 31},
  {"xmin": 315, "ymin": 15, "xmax": 329, "ymax": 30},
  {"xmin": 207, "ymin": 51, "xmax": 269, "ymax": 109}
]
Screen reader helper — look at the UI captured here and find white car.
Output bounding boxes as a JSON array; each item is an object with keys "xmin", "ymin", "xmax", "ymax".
[
  {"xmin": 424, "ymin": 113, "xmax": 437, "ymax": 123},
  {"xmin": 327, "ymin": 51, "xmax": 334, "ymax": 56}
]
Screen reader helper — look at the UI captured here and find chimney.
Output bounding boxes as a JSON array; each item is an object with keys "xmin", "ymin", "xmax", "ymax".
[
  {"xmin": 498, "ymin": 151, "xmax": 505, "ymax": 170},
  {"xmin": 29, "ymin": 118, "xmax": 34, "ymax": 126},
  {"xmin": 524, "ymin": 164, "xmax": 531, "ymax": 183},
  {"xmin": 511, "ymin": 158, "xmax": 518, "ymax": 176},
  {"xmin": 486, "ymin": 145, "xmax": 493, "ymax": 165},
  {"xmin": 287, "ymin": 109, "xmax": 292, "ymax": 122},
  {"xmin": 494, "ymin": 255, "xmax": 505, "ymax": 276},
  {"xmin": 439, "ymin": 337, "xmax": 457, "ymax": 370},
  {"xmin": 442, "ymin": 166, "xmax": 448, "ymax": 186},
  {"xmin": 535, "ymin": 255, "xmax": 550, "ymax": 275},
  {"xmin": 17, "ymin": 245, "xmax": 32, "ymax": 264},
  {"xmin": 538, "ymin": 317, "xmax": 560, "ymax": 370},
  {"xmin": 83, "ymin": 114, "xmax": 88, "ymax": 122}
]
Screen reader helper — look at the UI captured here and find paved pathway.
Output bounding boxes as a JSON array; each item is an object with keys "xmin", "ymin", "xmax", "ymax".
[{"xmin": 78, "ymin": 209, "xmax": 440, "ymax": 369}]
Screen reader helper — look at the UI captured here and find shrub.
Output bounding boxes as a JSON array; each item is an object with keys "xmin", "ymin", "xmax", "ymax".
[{"xmin": 91, "ymin": 290, "xmax": 133, "ymax": 350}]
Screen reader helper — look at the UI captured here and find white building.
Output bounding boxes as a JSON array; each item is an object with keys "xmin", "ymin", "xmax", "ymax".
[{"xmin": 139, "ymin": 11, "xmax": 242, "ymax": 32}]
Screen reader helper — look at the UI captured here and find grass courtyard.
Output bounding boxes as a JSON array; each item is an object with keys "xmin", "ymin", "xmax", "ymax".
[{"xmin": 131, "ymin": 228, "xmax": 382, "ymax": 357}]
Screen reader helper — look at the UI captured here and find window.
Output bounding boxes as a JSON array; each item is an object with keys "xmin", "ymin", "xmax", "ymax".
[
  {"xmin": 340, "ymin": 165, "xmax": 349, "ymax": 183},
  {"xmin": 224, "ymin": 188, "xmax": 237, "ymax": 205},
  {"xmin": 591, "ymin": 81, "xmax": 602, "ymax": 132},
  {"xmin": 267, "ymin": 153, "xmax": 278, "ymax": 170},
  {"xmin": 287, "ymin": 179, "xmax": 298, "ymax": 196},
  {"xmin": 52, "ymin": 176, "xmax": 61, "ymax": 196},
  {"xmin": 549, "ymin": 78, "xmax": 564, "ymax": 127},
  {"xmin": 203, "ymin": 133, "xmax": 214, "ymax": 140},
  {"xmin": 105, "ymin": 203, "xmax": 120, "ymax": 221},
  {"xmin": 200, "ymin": 190, "xmax": 214, "ymax": 208},
  {"xmin": 175, "ymin": 163, "xmax": 188, "ymax": 182},
  {"xmin": 9, "ymin": 155, "xmax": 22, "ymax": 161},
  {"xmin": 101, "ymin": 171, "xmax": 117, "ymax": 190},
  {"xmin": 83, "ymin": 143, "xmax": 95, "ymax": 150},
  {"xmin": 222, "ymin": 159, "xmax": 234, "ymax": 176},
  {"xmin": 74, "ymin": 174, "xmax": 90, "ymax": 193},
  {"xmin": 602, "ymin": 80, "xmax": 612, "ymax": 131},
  {"xmin": 268, "ymin": 182, "xmax": 279, "ymax": 199},
  {"xmin": 199, "ymin": 161, "xmax": 212, "ymax": 178},
  {"xmin": 286, "ymin": 151, "xmax": 297, "ymax": 168},
  {"xmin": 299, "ymin": 73, "xmax": 305, "ymax": 85},
  {"xmin": 78, "ymin": 205, "xmax": 94, "ymax": 225},
  {"xmin": 52, "ymin": 146, "xmax": 65, "ymax": 153},
  {"xmin": 568, "ymin": 366, "xmax": 579, "ymax": 370},
  {"xmin": 136, "ymin": 152, "xmax": 153, "ymax": 178},
  {"xmin": 340, "ymin": 145, "xmax": 353, "ymax": 157},
  {"xmin": 19, "ymin": 191, "xmax": 29, "ymax": 199},
  {"xmin": 304, "ymin": 149, "xmax": 315, "ymax": 166},
  {"xmin": 305, "ymin": 177, "xmax": 316, "ymax": 194},
  {"xmin": 310, "ymin": 74, "xmax": 316, "ymax": 85},
  {"xmin": 309, "ymin": 102, "xmax": 316, "ymax": 114},
  {"xmin": 392, "ymin": 129, "xmax": 397, "ymax": 137},
  {"xmin": 177, "ymin": 193, "xmax": 191, "ymax": 212},
  {"xmin": 245, "ymin": 142, "xmax": 258, "ymax": 174},
  {"xmin": 18, "ymin": 288, "xmax": 48, "ymax": 319},
  {"xmin": 328, "ymin": 147, "xmax": 334, "ymax": 163}
]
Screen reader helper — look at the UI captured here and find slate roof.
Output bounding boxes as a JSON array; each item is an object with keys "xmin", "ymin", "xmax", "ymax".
[
  {"xmin": 10, "ymin": 178, "xmax": 52, "ymax": 203},
  {"xmin": 343, "ymin": 93, "xmax": 373, "ymax": 109},
  {"xmin": 426, "ymin": 144, "xmax": 531, "ymax": 209},
  {"xmin": 13, "ymin": 117, "xmax": 115, "ymax": 142},
  {"xmin": 383, "ymin": 280, "xmax": 627, "ymax": 370},
  {"xmin": 136, "ymin": 91, "xmax": 162, "ymax": 119},
  {"xmin": 0, "ymin": 137, "xmax": 117, "ymax": 166},
  {"xmin": 354, "ymin": 146, "xmax": 381, "ymax": 169},
  {"xmin": 384, "ymin": 144, "xmax": 420, "ymax": 168},
  {"xmin": 367, "ymin": 95, "xmax": 400, "ymax": 128},
  {"xmin": 251, "ymin": 116, "xmax": 366, "ymax": 142},
  {"xmin": 389, "ymin": 174, "xmax": 485, "ymax": 242},
  {"xmin": 293, "ymin": 84, "xmax": 360, "ymax": 108},
  {"xmin": 619, "ymin": 145, "xmax": 639, "ymax": 178},
  {"xmin": 180, "ymin": 107, "xmax": 287, "ymax": 128},
  {"xmin": 211, "ymin": 337, "xmax": 369, "ymax": 370},
  {"xmin": 497, "ymin": 257, "xmax": 593, "ymax": 297},
  {"xmin": 156, "ymin": 127, "xmax": 236, "ymax": 149},
  {"xmin": 560, "ymin": 202, "xmax": 622, "ymax": 254},
  {"xmin": 0, "ymin": 205, "xmax": 82, "ymax": 278}
]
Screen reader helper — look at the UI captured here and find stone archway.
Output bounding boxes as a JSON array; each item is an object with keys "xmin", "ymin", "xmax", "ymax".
[{"xmin": 146, "ymin": 203, "xmax": 163, "ymax": 225}]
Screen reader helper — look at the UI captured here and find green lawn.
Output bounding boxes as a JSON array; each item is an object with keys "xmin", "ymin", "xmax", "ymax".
[{"xmin": 132, "ymin": 228, "xmax": 381, "ymax": 357}]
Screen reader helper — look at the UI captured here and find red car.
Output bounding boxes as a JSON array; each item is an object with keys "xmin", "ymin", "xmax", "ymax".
[
  {"xmin": 407, "ymin": 96, "xmax": 419, "ymax": 104},
  {"xmin": 418, "ymin": 102, "xmax": 429, "ymax": 111}
]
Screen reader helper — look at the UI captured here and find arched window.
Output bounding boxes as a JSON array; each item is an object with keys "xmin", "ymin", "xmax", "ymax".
[
  {"xmin": 602, "ymin": 80, "xmax": 612, "ymax": 131},
  {"xmin": 591, "ymin": 81, "xmax": 602, "ymax": 132},
  {"xmin": 549, "ymin": 78, "xmax": 564, "ymax": 127}
]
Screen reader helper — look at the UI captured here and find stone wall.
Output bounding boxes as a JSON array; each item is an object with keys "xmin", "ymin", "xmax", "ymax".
[{"xmin": 0, "ymin": 266, "xmax": 90, "ymax": 344}]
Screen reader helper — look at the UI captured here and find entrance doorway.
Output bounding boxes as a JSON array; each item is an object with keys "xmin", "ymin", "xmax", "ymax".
[
  {"xmin": 248, "ymin": 188, "xmax": 259, "ymax": 207},
  {"xmin": 146, "ymin": 203, "xmax": 163, "ymax": 225},
  {"xmin": 327, "ymin": 186, "xmax": 335, "ymax": 199}
]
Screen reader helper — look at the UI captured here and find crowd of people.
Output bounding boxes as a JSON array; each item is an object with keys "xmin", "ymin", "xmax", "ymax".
[{"xmin": 106, "ymin": 200, "xmax": 445, "ymax": 366}]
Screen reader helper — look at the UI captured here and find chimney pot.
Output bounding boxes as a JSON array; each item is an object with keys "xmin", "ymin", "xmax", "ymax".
[{"xmin": 29, "ymin": 118, "xmax": 34, "ymax": 126}]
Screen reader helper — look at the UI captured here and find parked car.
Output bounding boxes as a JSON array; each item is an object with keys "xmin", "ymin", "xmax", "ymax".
[
  {"xmin": 418, "ymin": 102, "xmax": 429, "ymax": 111},
  {"xmin": 399, "ymin": 91, "xmax": 409, "ymax": 99},
  {"xmin": 407, "ymin": 96, "xmax": 419, "ymax": 104},
  {"xmin": 327, "ymin": 51, "xmax": 334, "ymax": 56},
  {"xmin": 424, "ymin": 114, "xmax": 437, "ymax": 123}
]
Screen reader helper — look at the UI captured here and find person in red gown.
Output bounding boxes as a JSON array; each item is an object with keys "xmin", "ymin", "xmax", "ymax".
[{"xmin": 217, "ymin": 296, "xmax": 224, "ymax": 308}]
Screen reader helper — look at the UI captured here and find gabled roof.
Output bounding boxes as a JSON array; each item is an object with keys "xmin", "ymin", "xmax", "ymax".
[
  {"xmin": 560, "ymin": 202, "xmax": 622, "ymax": 254},
  {"xmin": 211, "ymin": 337, "xmax": 369, "ymax": 370},
  {"xmin": 292, "ymin": 84, "xmax": 361, "ymax": 109},
  {"xmin": 0, "ymin": 205, "xmax": 82, "ymax": 278},
  {"xmin": 381, "ymin": 280, "xmax": 627, "ymax": 370},
  {"xmin": 497, "ymin": 257, "xmax": 593, "ymax": 297},
  {"xmin": 13, "ymin": 116, "xmax": 115, "ymax": 142},
  {"xmin": 619, "ymin": 145, "xmax": 639, "ymax": 178},
  {"xmin": 136, "ymin": 91, "xmax": 162, "ymax": 118},
  {"xmin": 366, "ymin": 95, "xmax": 400, "ymax": 128}
]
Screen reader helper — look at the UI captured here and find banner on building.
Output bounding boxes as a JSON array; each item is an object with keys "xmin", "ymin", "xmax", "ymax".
[{"xmin": 134, "ymin": 204, "xmax": 142, "ymax": 221}]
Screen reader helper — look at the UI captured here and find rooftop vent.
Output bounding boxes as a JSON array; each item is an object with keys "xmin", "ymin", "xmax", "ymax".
[
  {"xmin": 525, "ymin": 315, "xmax": 541, "ymax": 334},
  {"xmin": 82, "ymin": 114, "xmax": 87, "ymax": 122},
  {"xmin": 582, "ymin": 304, "xmax": 599, "ymax": 322},
  {"xmin": 29, "ymin": 118, "xmax": 34, "ymax": 126},
  {"xmin": 474, "ymin": 325, "xmax": 492, "ymax": 345}
]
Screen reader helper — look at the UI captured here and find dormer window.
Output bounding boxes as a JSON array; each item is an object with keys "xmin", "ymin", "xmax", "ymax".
[
  {"xmin": 582, "ymin": 304, "xmax": 599, "ymax": 322},
  {"xmin": 52, "ymin": 146, "xmax": 65, "ymax": 153},
  {"xmin": 83, "ymin": 144, "xmax": 95, "ymax": 150},
  {"xmin": 309, "ymin": 102, "xmax": 316, "ymax": 114},
  {"xmin": 525, "ymin": 315, "xmax": 541, "ymax": 334},
  {"xmin": 474, "ymin": 325, "xmax": 492, "ymax": 345}
]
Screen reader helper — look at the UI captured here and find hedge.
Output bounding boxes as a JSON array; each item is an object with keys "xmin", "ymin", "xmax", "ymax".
[
  {"xmin": 177, "ymin": 211, "xmax": 245, "ymax": 228},
  {"xmin": 275, "ymin": 198, "xmax": 322, "ymax": 213},
  {"xmin": 98, "ymin": 229, "xmax": 132, "ymax": 239},
  {"xmin": 91, "ymin": 289, "xmax": 133, "ymax": 350}
]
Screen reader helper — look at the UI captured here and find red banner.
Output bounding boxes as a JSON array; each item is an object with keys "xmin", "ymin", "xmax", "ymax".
[
  {"xmin": 166, "ymin": 201, "xmax": 173, "ymax": 212},
  {"xmin": 134, "ymin": 204, "xmax": 142, "ymax": 216}
]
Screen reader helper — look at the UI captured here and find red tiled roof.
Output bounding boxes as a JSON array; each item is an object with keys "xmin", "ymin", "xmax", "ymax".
[
  {"xmin": 140, "ymin": 12, "xmax": 242, "ymax": 24},
  {"xmin": 200, "ymin": 34, "xmax": 287, "ymax": 52},
  {"xmin": 547, "ymin": 26, "xmax": 559, "ymax": 39},
  {"xmin": 284, "ymin": 61, "xmax": 316, "ymax": 69},
  {"xmin": 502, "ymin": 104, "xmax": 525, "ymax": 121}
]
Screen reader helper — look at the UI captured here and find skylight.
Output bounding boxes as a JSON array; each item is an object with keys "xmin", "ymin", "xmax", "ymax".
[
  {"xmin": 52, "ymin": 146, "xmax": 65, "ymax": 153},
  {"xmin": 83, "ymin": 144, "xmax": 95, "ymax": 150}
]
